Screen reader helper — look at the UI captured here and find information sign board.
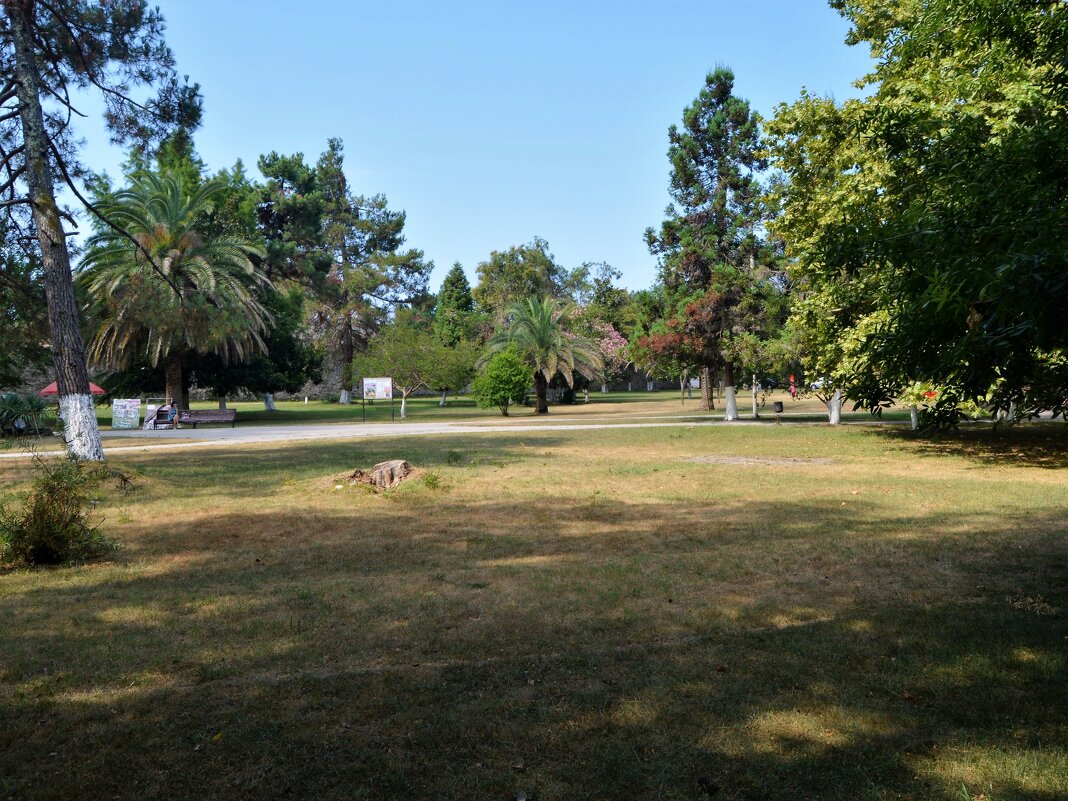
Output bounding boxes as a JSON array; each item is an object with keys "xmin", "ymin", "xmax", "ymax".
[
  {"xmin": 362, "ymin": 377, "xmax": 393, "ymax": 400},
  {"xmin": 111, "ymin": 398, "xmax": 142, "ymax": 430}
]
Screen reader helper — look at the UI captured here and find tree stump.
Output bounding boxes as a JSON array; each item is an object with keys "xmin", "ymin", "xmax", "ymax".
[{"xmin": 349, "ymin": 459, "xmax": 412, "ymax": 490}]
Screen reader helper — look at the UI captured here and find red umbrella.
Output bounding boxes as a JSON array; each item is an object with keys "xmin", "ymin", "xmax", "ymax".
[{"xmin": 38, "ymin": 381, "xmax": 107, "ymax": 397}]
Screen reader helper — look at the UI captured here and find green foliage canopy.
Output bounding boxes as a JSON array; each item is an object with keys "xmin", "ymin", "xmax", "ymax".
[{"xmin": 768, "ymin": 0, "xmax": 1068, "ymax": 423}]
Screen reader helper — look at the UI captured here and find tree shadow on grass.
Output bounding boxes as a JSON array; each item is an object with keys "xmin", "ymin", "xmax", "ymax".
[
  {"xmin": 872, "ymin": 423, "xmax": 1068, "ymax": 469},
  {"xmin": 1, "ymin": 490, "xmax": 1065, "ymax": 800}
]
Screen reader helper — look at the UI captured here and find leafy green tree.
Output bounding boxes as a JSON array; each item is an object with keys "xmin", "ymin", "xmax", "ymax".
[
  {"xmin": 474, "ymin": 237, "xmax": 581, "ymax": 322},
  {"xmin": 352, "ymin": 313, "xmax": 437, "ymax": 418},
  {"xmin": 487, "ymin": 296, "xmax": 603, "ymax": 414},
  {"xmin": 768, "ymin": 0, "xmax": 1068, "ymax": 426},
  {"xmin": 645, "ymin": 68, "xmax": 775, "ymax": 418},
  {"xmin": 80, "ymin": 174, "xmax": 269, "ymax": 406},
  {"xmin": 0, "ymin": 0, "xmax": 201, "ymax": 460},
  {"xmin": 471, "ymin": 347, "xmax": 529, "ymax": 416},
  {"xmin": 427, "ymin": 338, "xmax": 480, "ymax": 407},
  {"xmin": 581, "ymin": 262, "xmax": 636, "ymax": 335}
]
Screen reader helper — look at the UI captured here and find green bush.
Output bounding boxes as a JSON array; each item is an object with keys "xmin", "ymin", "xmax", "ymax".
[
  {"xmin": 0, "ymin": 392, "xmax": 53, "ymax": 436},
  {"xmin": 471, "ymin": 348, "xmax": 530, "ymax": 416},
  {"xmin": 0, "ymin": 455, "xmax": 116, "ymax": 566}
]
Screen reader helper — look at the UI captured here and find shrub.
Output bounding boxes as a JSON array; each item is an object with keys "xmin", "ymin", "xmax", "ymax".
[
  {"xmin": 471, "ymin": 348, "xmax": 529, "ymax": 416},
  {"xmin": 0, "ymin": 454, "xmax": 116, "ymax": 566},
  {"xmin": 0, "ymin": 392, "xmax": 53, "ymax": 436}
]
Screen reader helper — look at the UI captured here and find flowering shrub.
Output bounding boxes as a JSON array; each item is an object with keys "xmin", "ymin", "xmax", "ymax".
[{"xmin": 595, "ymin": 323, "xmax": 629, "ymax": 384}]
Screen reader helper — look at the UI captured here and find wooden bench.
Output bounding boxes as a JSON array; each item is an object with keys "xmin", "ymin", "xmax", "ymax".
[{"xmin": 176, "ymin": 409, "xmax": 237, "ymax": 429}]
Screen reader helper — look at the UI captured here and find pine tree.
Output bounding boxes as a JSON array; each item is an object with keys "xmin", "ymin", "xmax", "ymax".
[
  {"xmin": 645, "ymin": 68, "xmax": 771, "ymax": 417},
  {"xmin": 1, "ymin": 0, "xmax": 200, "ymax": 459},
  {"xmin": 433, "ymin": 263, "xmax": 474, "ymax": 346}
]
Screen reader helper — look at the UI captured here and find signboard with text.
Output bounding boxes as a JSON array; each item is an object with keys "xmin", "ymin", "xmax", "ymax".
[
  {"xmin": 111, "ymin": 398, "xmax": 142, "ymax": 430},
  {"xmin": 362, "ymin": 377, "xmax": 393, "ymax": 400}
]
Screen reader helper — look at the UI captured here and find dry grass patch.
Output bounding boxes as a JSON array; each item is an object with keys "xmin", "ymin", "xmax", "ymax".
[{"xmin": 0, "ymin": 424, "xmax": 1065, "ymax": 799}]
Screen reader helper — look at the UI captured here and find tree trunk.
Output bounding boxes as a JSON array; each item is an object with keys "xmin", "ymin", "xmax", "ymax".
[
  {"xmin": 679, "ymin": 375, "xmax": 686, "ymax": 402},
  {"xmin": 218, "ymin": 397, "xmax": 227, "ymax": 410},
  {"xmin": 180, "ymin": 368, "xmax": 191, "ymax": 411},
  {"xmin": 8, "ymin": 2, "xmax": 102, "ymax": 460},
  {"xmin": 400, "ymin": 391, "xmax": 408, "ymax": 418},
  {"xmin": 699, "ymin": 366, "xmax": 712, "ymax": 411},
  {"xmin": 751, "ymin": 372, "xmax": 759, "ymax": 419},
  {"xmin": 339, "ymin": 326, "xmax": 354, "ymax": 403},
  {"xmin": 827, "ymin": 388, "xmax": 842, "ymax": 425},
  {"xmin": 263, "ymin": 392, "xmax": 276, "ymax": 411},
  {"xmin": 909, "ymin": 405, "xmax": 919, "ymax": 430},
  {"xmin": 601, "ymin": 382, "xmax": 608, "ymax": 393},
  {"xmin": 534, "ymin": 372, "xmax": 549, "ymax": 414},
  {"xmin": 164, "ymin": 354, "xmax": 183, "ymax": 408},
  {"xmin": 439, "ymin": 390, "xmax": 447, "ymax": 407},
  {"xmin": 723, "ymin": 363, "xmax": 739, "ymax": 421}
]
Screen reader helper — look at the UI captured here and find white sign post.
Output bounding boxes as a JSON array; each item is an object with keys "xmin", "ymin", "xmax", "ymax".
[
  {"xmin": 361, "ymin": 377, "xmax": 394, "ymax": 421},
  {"xmin": 111, "ymin": 398, "xmax": 142, "ymax": 430}
]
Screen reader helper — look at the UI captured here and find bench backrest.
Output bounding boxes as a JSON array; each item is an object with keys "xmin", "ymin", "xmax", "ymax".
[{"xmin": 178, "ymin": 410, "xmax": 237, "ymax": 422}]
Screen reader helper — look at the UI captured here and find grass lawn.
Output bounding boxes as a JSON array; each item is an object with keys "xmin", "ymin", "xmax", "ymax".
[
  {"xmin": 1, "ymin": 423, "xmax": 1065, "ymax": 799},
  {"xmin": 90, "ymin": 388, "xmax": 912, "ymax": 429}
]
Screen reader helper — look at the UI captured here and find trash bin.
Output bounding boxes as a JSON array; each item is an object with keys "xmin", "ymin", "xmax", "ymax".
[{"xmin": 773, "ymin": 401, "xmax": 784, "ymax": 413}]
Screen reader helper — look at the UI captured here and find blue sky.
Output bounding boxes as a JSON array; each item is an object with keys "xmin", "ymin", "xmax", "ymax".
[{"xmin": 77, "ymin": 1, "xmax": 873, "ymax": 294}]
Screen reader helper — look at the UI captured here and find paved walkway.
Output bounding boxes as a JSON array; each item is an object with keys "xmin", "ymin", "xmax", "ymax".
[{"xmin": 1, "ymin": 413, "xmax": 899, "ymax": 459}]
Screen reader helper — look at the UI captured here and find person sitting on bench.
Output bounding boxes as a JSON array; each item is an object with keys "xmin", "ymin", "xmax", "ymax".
[{"xmin": 162, "ymin": 398, "xmax": 180, "ymax": 429}]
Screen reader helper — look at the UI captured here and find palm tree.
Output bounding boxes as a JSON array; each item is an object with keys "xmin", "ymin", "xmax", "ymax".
[
  {"xmin": 487, "ymin": 296, "xmax": 603, "ymax": 414},
  {"xmin": 80, "ymin": 174, "xmax": 269, "ymax": 406}
]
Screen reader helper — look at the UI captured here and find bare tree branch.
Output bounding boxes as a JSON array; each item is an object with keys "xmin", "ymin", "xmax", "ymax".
[{"xmin": 46, "ymin": 137, "xmax": 184, "ymax": 300}]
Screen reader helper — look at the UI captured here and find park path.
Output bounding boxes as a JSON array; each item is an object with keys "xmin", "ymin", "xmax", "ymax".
[{"xmin": 1, "ymin": 413, "xmax": 900, "ymax": 459}]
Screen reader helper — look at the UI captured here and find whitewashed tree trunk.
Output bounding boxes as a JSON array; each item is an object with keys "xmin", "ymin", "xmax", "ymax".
[
  {"xmin": 909, "ymin": 405, "xmax": 919, "ymax": 430},
  {"xmin": 339, "ymin": 389, "xmax": 352, "ymax": 404},
  {"xmin": 439, "ymin": 390, "xmax": 447, "ymax": 407},
  {"xmin": 218, "ymin": 397, "xmax": 227, "ymax": 410},
  {"xmin": 400, "ymin": 393, "xmax": 408, "ymax": 418},
  {"xmin": 601, "ymin": 382, "xmax": 608, "ymax": 393},
  {"xmin": 827, "ymin": 389, "xmax": 842, "ymax": 425},
  {"xmin": 646, "ymin": 381, "xmax": 654, "ymax": 391},
  {"xmin": 263, "ymin": 393, "xmax": 276, "ymax": 411},
  {"xmin": 60, "ymin": 395, "xmax": 104, "ymax": 461},
  {"xmin": 724, "ymin": 386, "xmax": 739, "ymax": 421},
  {"xmin": 723, "ymin": 363, "xmax": 739, "ymax": 421},
  {"xmin": 679, "ymin": 376, "xmax": 686, "ymax": 401},
  {"xmin": 751, "ymin": 373, "xmax": 759, "ymax": 418},
  {"xmin": 9, "ymin": 6, "xmax": 103, "ymax": 462}
]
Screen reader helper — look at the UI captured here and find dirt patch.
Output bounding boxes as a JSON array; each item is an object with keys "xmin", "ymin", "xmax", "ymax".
[
  {"xmin": 684, "ymin": 455, "xmax": 833, "ymax": 466},
  {"xmin": 333, "ymin": 459, "xmax": 415, "ymax": 491}
]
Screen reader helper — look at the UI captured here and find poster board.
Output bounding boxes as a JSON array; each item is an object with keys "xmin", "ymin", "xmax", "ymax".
[
  {"xmin": 111, "ymin": 398, "xmax": 142, "ymax": 430},
  {"xmin": 362, "ymin": 377, "xmax": 393, "ymax": 400}
]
